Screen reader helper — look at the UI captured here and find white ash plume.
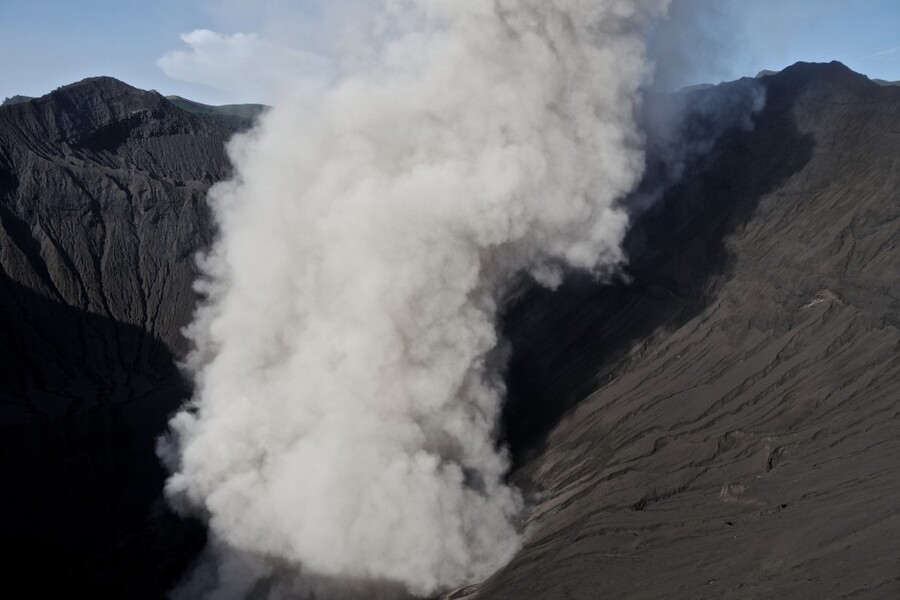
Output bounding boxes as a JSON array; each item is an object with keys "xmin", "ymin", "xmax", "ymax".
[{"xmin": 161, "ymin": 1, "xmax": 685, "ymax": 597}]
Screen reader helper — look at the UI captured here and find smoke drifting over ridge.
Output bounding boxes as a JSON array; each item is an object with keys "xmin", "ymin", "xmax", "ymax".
[{"xmin": 158, "ymin": 1, "xmax": 745, "ymax": 597}]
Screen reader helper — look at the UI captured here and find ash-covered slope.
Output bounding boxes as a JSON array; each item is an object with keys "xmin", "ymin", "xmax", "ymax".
[
  {"xmin": 0, "ymin": 77, "xmax": 238, "ymax": 423},
  {"xmin": 0, "ymin": 63, "xmax": 897, "ymax": 599},
  {"xmin": 471, "ymin": 61, "xmax": 900, "ymax": 599},
  {"xmin": 0, "ymin": 77, "xmax": 246, "ymax": 594}
]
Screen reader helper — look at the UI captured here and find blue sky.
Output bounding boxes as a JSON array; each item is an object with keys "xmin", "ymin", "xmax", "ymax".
[
  {"xmin": 1, "ymin": 0, "xmax": 898, "ymax": 105},
  {"xmin": 728, "ymin": 0, "xmax": 900, "ymax": 82},
  {"xmin": 0, "ymin": 1, "xmax": 217, "ymax": 102}
]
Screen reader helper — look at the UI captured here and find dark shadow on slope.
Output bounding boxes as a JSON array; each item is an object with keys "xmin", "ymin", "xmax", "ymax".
[
  {"xmin": 501, "ymin": 72, "xmax": 819, "ymax": 472},
  {"xmin": 0, "ymin": 273, "xmax": 204, "ymax": 599}
]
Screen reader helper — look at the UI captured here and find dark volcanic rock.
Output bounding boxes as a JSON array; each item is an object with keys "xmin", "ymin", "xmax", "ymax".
[
  {"xmin": 0, "ymin": 77, "xmax": 247, "ymax": 597},
  {"xmin": 1, "ymin": 63, "xmax": 898, "ymax": 599},
  {"xmin": 0, "ymin": 77, "xmax": 236, "ymax": 421},
  {"xmin": 480, "ymin": 61, "xmax": 900, "ymax": 599}
]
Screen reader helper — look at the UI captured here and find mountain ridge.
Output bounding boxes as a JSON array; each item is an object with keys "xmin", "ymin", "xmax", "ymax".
[
  {"xmin": 0, "ymin": 63, "xmax": 897, "ymax": 598},
  {"xmin": 0, "ymin": 74, "xmax": 239, "ymax": 596},
  {"xmin": 480, "ymin": 59, "xmax": 899, "ymax": 600}
]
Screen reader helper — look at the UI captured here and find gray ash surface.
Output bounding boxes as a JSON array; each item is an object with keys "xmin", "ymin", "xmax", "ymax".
[{"xmin": 1, "ymin": 64, "xmax": 898, "ymax": 598}]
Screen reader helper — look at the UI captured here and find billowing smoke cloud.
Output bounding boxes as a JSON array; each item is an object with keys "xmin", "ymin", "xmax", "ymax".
[
  {"xmin": 160, "ymin": 0, "xmax": 693, "ymax": 597},
  {"xmin": 629, "ymin": 76, "xmax": 766, "ymax": 216}
]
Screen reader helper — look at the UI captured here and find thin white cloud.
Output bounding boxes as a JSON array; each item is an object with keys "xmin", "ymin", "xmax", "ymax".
[
  {"xmin": 872, "ymin": 46, "xmax": 900, "ymax": 60},
  {"xmin": 157, "ymin": 29, "xmax": 329, "ymax": 103}
]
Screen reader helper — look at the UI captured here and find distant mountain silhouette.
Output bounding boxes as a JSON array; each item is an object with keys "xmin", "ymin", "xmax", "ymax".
[
  {"xmin": 1, "ymin": 95, "xmax": 35, "ymax": 106},
  {"xmin": 164, "ymin": 95, "xmax": 268, "ymax": 129}
]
